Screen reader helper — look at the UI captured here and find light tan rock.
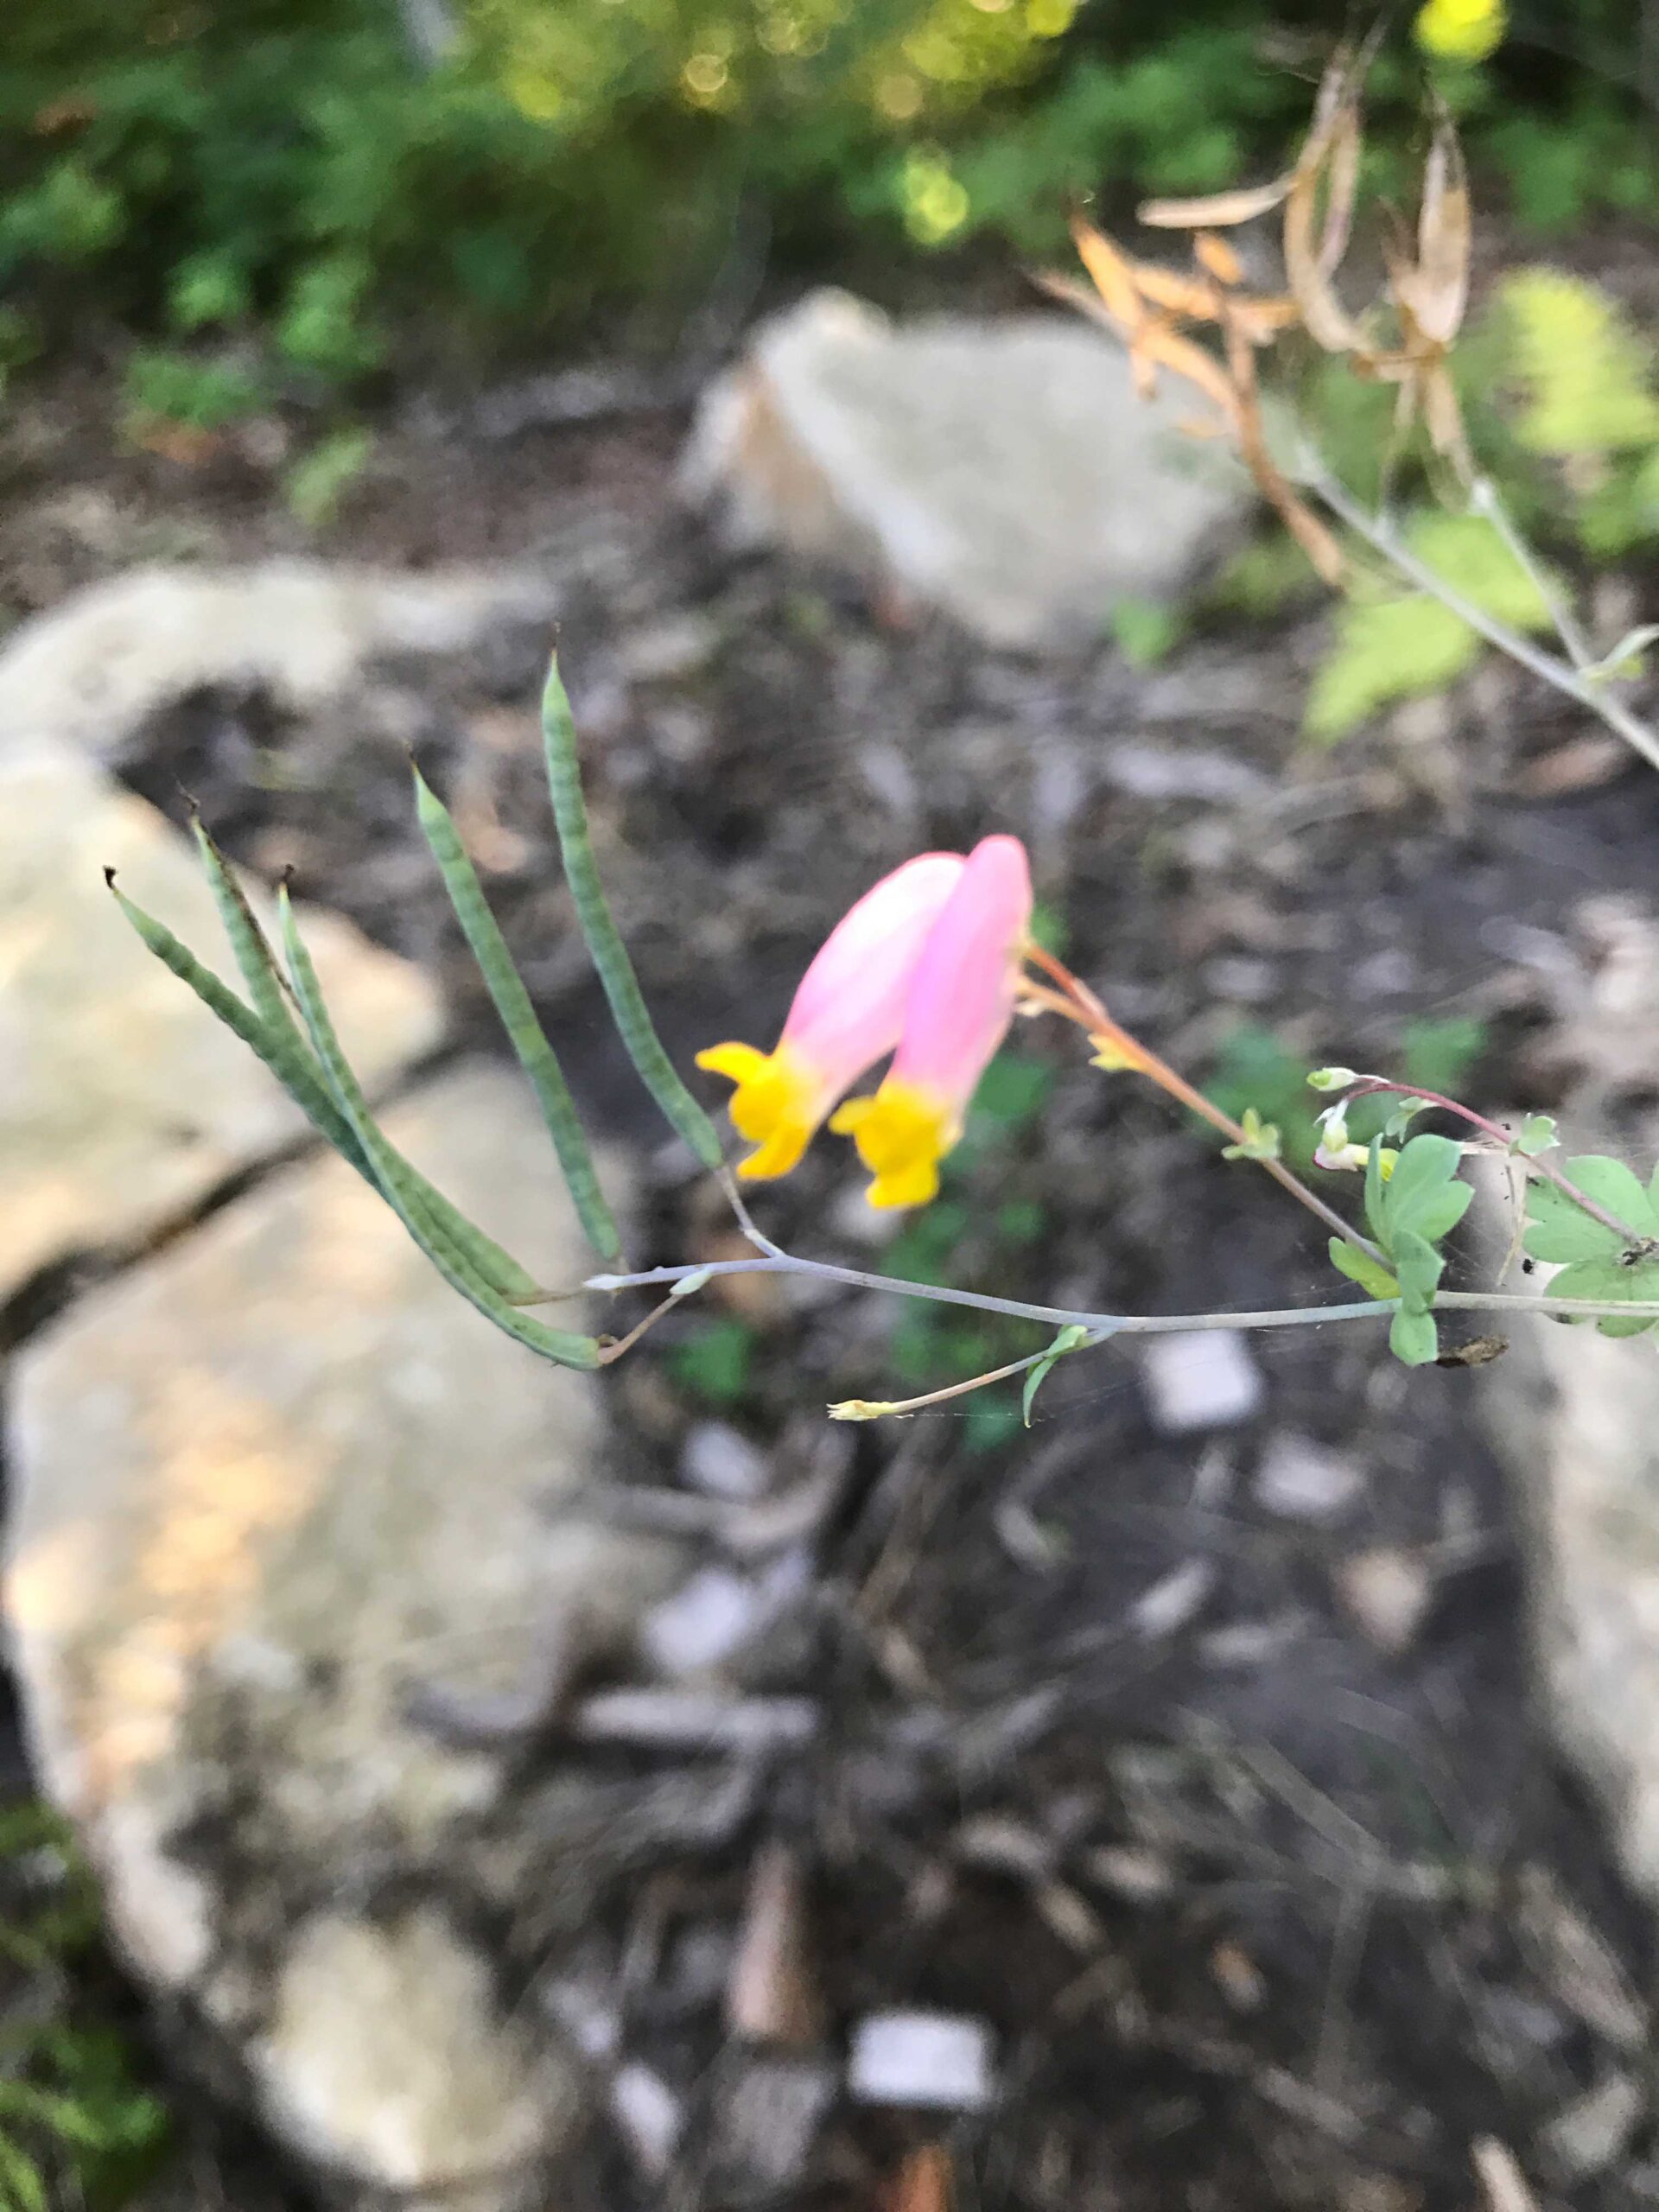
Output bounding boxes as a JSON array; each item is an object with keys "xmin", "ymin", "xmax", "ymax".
[
  {"xmin": 1480, "ymin": 1229, "xmax": 1659, "ymax": 1896},
  {"xmin": 257, "ymin": 1909, "xmax": 578, "ymax": 2190},
  {"xmin": 5, "ymin": 1065, "xmax": 682, "ymax": 2201},
  {"xmin": 682, "ymin": 289, "xmax": 1248, "ymax": 649},
  {"xmin": 0, "ymin": 560, "xmax": 556, "ymax": 761},
  {"xmin": 0, "ymin": 741, "xmax": 440, "ymax": 1294}
]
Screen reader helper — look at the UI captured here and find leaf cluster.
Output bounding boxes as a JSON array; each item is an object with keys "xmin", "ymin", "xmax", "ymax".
[
  {"xmin": 1523, "ymin": 1158, "xmax": 1659, "ymax": 1338},
  {"xmin": 1327, "ymin": 1132, "xmax": 1472, "ymax": 1364}
]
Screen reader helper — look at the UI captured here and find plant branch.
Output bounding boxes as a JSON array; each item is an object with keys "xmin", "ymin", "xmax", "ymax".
[
  {"xmin": 586, "ymin": 1249, "xmax": 1659, "ymax": 1334},
  {"xmin": 1024, "ymin": 943, "xmax": 1383, "ymax": 1259},
  {"xmin": 1344, "ymin": 1079, "xmax": 1654, "ymax": 1246},
  {"xmin": 1303, "ymin": 465, "xmax": 1659, "ymax": 775}
]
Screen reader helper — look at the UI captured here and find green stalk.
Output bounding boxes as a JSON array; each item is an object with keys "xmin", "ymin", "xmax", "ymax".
[
  {"xmin": 413, "ymin": 764, "xmax": 621, "ymax": 1262},
  {"xmin": 540, "ymin": 653, "xmax": 725, "ymax": 1171}
]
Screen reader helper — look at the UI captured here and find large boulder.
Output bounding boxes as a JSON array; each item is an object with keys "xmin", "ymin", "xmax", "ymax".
[
  {"xmin": 1478, "ymin": 899, "xmax": 1659, "ymax": 1898},
  {"xmin": 681, "ymin": 289, "xmax": 1249, "ymax": 650},
  {"xmin": 5, "ymin": 1064, "xmax": 687, "ymax": 2204},
  {"xmin": 0, "ymin": 560, "xmax": 556, "ymax": 762}
]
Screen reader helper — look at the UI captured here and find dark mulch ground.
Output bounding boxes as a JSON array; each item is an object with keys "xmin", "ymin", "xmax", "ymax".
[{"xmin": 5, "ymin": 372, "xmax": 1659, "ymax": 2212}]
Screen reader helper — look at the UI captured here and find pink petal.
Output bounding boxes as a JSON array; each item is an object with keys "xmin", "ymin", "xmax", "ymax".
[
  {"xmin": 888, "ymin": 835, "xmax": 1032, "ymax": 1110},
  {"xmin": 782, "ymin": 851, "xmax": 966, "ymax": 1096}
]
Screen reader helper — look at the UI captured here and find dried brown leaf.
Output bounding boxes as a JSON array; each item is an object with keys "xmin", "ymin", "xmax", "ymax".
[
  {"xmin": 1132, "ymin": 263, "xmax": 1230, "ymax": 321},
  {"xmin": 1195, "ymin": 231, "xmax": 1244, "ymax": 284},
  {"xmin": 1136, "ymin": 317, "xmax": 1242, "ymax": 428},
  {"xmin": 1285, "ymin": 153, "xmax": 1366, "ymax": 354},
  {"xmin": 1070, "ymin": 215, "xmax": 1145, "ymax": 330},
  {"xmin": 1407, "ymin": 108, "xmax": 1471, "ymax": 346},
  {"xmin": 1319, "ymin": 105, "xmax": 1362, "ymax": 278},
  {"xmin": 1222, "ymin": 309, "xmax": 1345, "ymax": 584},
  {"xmin": 1139, "ymin": 175, "xmax": 1294, "ymax": 230},
  {"xmin": 1423, "ymin": 364, "xmax": 1472, "ymax": 474}
]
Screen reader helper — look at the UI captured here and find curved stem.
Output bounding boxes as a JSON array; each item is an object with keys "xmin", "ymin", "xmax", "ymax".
[{"xmin": 1023, "ymin": 943, "xmax": 1383, "ymax": 1261}]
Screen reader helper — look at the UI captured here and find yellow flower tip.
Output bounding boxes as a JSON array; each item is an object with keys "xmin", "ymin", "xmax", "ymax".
[
  {"xmin": 1089, "ymin": 1032, "xmax": 1150, "ymax": 1074},
  {"xmin": 830, "ymin": 1082, "xmax": 953, "ymax": 1211},
  {"xmin": 696, "ymin": 1039, "xmax": 819, "ymax": 1181},
  {"xmin": 1414, "ymin": 0, "xmax": 1503, "ymax": 62},
  {"xmin": 828, "ymin": 1399, "xmax": 895, "ymax": 1422}
]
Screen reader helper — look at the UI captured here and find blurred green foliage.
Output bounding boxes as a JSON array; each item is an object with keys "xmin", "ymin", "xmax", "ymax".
[
  {"xmin": 0, "ymin": 0, "xmax": 1652, "ymax": 416},
  {"xmin": 1301, "ymin": 269, "xmax": 1659, "ymax": 739},
  {"xmin": 1207, "ymin": 1017, "xmax": 1489, "ymax": 1173},
  {"xmin": 0, "ymin": 1802, "xmax": 171, "ymax": 2212}
]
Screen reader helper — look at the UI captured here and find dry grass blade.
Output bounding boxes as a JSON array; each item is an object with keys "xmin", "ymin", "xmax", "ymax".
[
  {"xmin": 1195, "ymin": 231, "xmax": 1244, "ymax": 283},
  {"xmin": 1069, "ymin": 215, "xmax": 1144, "ymax": 328}
]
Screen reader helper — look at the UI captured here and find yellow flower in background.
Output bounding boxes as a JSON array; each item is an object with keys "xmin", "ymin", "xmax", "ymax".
[{"xmin": 1414, "ymin": 0, "xmax": 1505, "ymax": 63}]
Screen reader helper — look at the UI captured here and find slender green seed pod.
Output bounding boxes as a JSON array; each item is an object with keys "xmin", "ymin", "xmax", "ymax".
[
  {"xmin": 113, "ymin": 873, "xmax": 555, "ymax": 1312},
  {"xmin": 540, "ymin": 653, "xmax": 725, "ymax": 1171},
  {"xmin": 276, "ymin": 888, "xmax": 600, "ymax": 1368},
  {"xmin": 413, "ymin": 763, "xmax": 621, "ymax": 1263}
]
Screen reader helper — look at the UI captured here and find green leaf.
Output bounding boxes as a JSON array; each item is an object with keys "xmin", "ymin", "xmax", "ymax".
[
  {"xmin": 413, "ymin": 763, "xmax": 621, "ymax": 1262},
  {"xmin": 669, "ymin": 1318, "xmax": 754, "ymax": 1404},
  {"xmin": 1221, "ymin": 1106, "xmax": 1281, "ymax": 1161},
  {"xmin": 1516, "ymin": 1114, "xmax": 1558, "ymax": 1157},
  {"xmin": 1382, "ymin": 1098, "xmax": 1430, "ymax": 1141},
  {"xmin": 1306, "ymin": 512, "xmax": 1560, "ymax": 741},
  {"xmin": 1378, "ymin": 1132, "xmax": 1465, "ymax": 1230},
  {"xmin": 1022, "ymin": 1323, "xmax": 1090, "ymax": 1427},
  {"xmin": 1391, "ymin": 1226, "xmax": 1446, "ymax": 1311},
  {"xmin": 1498, "ymin": 267, "xmax": 1659, "ymax": 457},
  {"xmin": 1398, "ymin": 1179, "xmax": 1474, "ymax": 1244},
  {"xmin": 1523, "ymin": 1179, "xmax": 1624, "ymax": 1264},
  {"xmin": 1389, "ymin": 1306, "xmax": 1440, "ymax": 1365},
  {"xmin": 276, "ymin": 888, "xmax": 600, "ymax": 1370},
  {"xmin": 1328, "ymin": 1237, "xmax": 1401, "ymax": 1300},
  {"xmin": 1364, "ymin": 1134, "xmax": 1389, "ymax": 1246},
  {"xmin": 541, "ymin": 655, "xmax": 724, "ymax": 1172},
  {"xmin": 1559, "ymin": 1155, "xmax": 1659, "ymax": 1237},
  {"xmin": 1545, "ymin": 1254, "xmax": 1659, "ymax": 1338}
]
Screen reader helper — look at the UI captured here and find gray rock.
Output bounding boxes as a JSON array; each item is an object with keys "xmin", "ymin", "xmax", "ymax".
[
  {"xmin": 0, "ymin": 560, "xmax": 557, "ymax": 762},
  {"xmin": 682, "ymin": 290, "xmax": 1249, "ymax": 650},
  {"xmin": 4, "ymin": 1065, "xmax": 687, "ymax": 2204},
  {"xmin": 1140, "ymin": 1330, "xmax": 1264, "ymax": 1434},
  {"xmin": 1474, "ymin": 1101, "xmax": 1659, "ymax": 1902},
  {"xmin": 1255, "ymin": 1432, "xmax": 1364, "ymax": 1522},
  {"xmin": 847, "ymin": 2010, "xmax": 995, "ymax": 2112},
  {"xmin": 0, "ymin": 741, "xmax": 440, "ymax": 1296}
]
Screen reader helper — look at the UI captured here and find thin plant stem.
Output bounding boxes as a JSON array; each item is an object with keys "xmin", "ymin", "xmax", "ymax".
[
  {"xmin": 1304, "ymin": 465, "xmax": 1659, "ymax": 776},
  {"xmin": 1469, "ymin": 474, "xmax": 1596, "ymax": 672},
  {"xmin": 1023, "ymin": 943, "xmax": 1383, "ymax": 1259},
  {"xmin": 829, "ymin": 1335, "xmax": 1110, "ymax": 1421},
  {"xmin": 1344, "ymin": 1079, "xmax": 1655, "ymax": 1247},
  {"xmin": 586, "ymin": 1249, "xmax": 1659, "ymax": 1334}
]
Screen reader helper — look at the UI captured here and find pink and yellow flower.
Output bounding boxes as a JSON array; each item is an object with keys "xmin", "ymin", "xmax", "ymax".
[
  {"xmin": 697, "ymin": 836, "xmax": 1034, "ymax": 1204},
  {"xmin": 696, "ymin": 851, "xmax": 968, "ymax": 1180},
  {"xmin": 831, "ymin": 835, "xmax": 1033, "ymax": 1209}
]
